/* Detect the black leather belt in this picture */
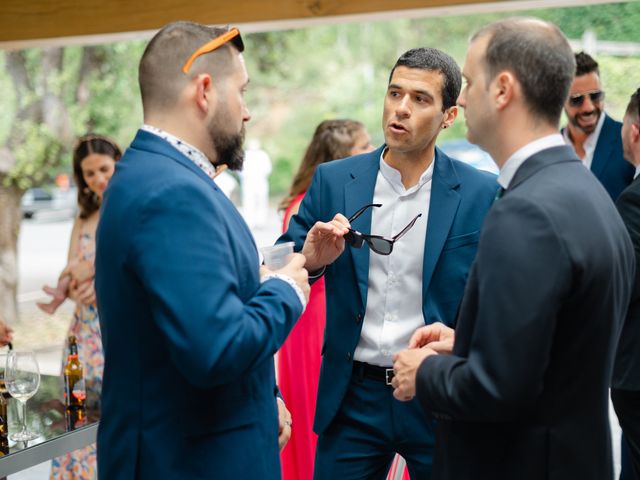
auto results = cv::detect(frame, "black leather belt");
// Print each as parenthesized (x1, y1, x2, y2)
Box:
(353, 361, 395, 385)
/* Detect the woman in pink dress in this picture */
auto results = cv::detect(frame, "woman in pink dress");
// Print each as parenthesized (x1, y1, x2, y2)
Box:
(279, 119, 373, 480)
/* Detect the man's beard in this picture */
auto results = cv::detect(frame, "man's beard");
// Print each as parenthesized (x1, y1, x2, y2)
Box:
(209, 109, 246, 171)
(568, 107, 602, 135)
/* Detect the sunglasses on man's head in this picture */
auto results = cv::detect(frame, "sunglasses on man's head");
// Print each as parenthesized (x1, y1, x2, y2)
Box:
(182, 27, 242, 74)
(568, 90, 605, 108)
(344, 203, 422, 256)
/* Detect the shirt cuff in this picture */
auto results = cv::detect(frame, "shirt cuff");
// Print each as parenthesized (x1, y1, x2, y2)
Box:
(261, 273, 307, 311)
(308, 265, 326, 280)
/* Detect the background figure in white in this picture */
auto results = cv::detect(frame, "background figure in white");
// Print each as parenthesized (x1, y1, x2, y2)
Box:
(241, 139, 272, 228)
(214, 170, 239, 199)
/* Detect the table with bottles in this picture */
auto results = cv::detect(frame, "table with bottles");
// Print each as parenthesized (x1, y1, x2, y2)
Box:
(0, 342, 98, 477)
(0, 372, 99, 477)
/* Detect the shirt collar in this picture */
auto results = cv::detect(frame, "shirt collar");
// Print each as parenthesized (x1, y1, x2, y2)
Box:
(379, 147, 434, 196)
(498, 134, 565, 189)
(141, 124, 217, 181)
(562, 112, 606, 160)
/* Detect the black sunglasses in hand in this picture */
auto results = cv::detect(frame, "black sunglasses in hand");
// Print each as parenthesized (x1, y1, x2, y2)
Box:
(344, 203, 422, 255)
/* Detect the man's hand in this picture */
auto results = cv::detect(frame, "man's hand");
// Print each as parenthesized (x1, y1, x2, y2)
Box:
(0, 319, 13, 347)
(301, 214, 350, 273)
(408, 322, 455, 354)
(277, 397, 292, 450)
(391, 347, 437, 402)
(274, 253, 310, 302)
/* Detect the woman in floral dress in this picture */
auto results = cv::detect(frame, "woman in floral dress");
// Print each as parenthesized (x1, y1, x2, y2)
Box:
(49, 134, 121, 479)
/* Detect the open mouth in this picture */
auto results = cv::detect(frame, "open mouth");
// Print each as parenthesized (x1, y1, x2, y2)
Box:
(389, 122, 408, 134)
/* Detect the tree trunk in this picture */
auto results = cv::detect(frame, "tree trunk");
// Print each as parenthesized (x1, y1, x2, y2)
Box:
(0, 185, 22, 325)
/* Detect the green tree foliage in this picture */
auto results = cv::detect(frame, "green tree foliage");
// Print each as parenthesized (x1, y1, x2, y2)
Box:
(0, 2, 638, 321)
(240, 2, 640, 196)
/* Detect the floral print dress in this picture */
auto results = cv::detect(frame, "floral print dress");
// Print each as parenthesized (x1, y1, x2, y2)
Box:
(50, 223, 104, 479)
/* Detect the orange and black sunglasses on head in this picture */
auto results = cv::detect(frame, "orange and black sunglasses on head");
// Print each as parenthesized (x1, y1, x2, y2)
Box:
(182, 27, 243, 74)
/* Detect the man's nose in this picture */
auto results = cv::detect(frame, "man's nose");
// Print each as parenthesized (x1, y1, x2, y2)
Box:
(396, 95, 411, 117)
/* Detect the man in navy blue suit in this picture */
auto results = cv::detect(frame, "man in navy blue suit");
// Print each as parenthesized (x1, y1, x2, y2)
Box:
(613, 88, 640, 480)
(95, 22, 309, 479)
(562, 51, 634, 200)
(280, 48, 497, 479)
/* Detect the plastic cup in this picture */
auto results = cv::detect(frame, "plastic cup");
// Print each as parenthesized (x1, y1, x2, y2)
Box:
(261, 242, 295, 270)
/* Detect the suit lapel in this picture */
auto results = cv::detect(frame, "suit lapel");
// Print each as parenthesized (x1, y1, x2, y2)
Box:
(344, 150, 381, 308)
(421, 149, 461, 301)
(590, 114, 614, 178)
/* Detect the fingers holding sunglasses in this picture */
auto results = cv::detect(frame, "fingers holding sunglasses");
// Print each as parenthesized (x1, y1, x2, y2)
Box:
(274, 253, 310, 302)
(301, 214, 350, 272)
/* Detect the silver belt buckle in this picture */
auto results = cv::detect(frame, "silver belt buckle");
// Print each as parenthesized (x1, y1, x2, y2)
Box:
(385, 368, 394, 386)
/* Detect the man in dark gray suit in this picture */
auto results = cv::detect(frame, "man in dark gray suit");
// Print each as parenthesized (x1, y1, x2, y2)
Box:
(392, 18, 635, 480)
(613, 87, 640, 478)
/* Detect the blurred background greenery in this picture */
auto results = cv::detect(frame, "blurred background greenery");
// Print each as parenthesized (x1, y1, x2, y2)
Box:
(0, 2, 638, 196)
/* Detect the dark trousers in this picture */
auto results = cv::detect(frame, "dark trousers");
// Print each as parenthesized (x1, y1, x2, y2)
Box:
(314, 366, 435, 480)
(612, 388, 640, 479)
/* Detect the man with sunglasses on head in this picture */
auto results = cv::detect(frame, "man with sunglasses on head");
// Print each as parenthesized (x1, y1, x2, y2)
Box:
(95, 22, 309, 480)
(562, 51, 634, 200)
(280, 48, 497, 479)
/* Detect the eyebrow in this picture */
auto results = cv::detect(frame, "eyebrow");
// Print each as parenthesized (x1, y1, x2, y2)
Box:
(388, 83, 434, 100)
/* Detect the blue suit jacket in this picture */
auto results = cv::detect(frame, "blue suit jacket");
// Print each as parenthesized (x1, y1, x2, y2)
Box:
(564, 114, 634, 200)
(280, 146, 497, 434)
(95, 130, 303, 479)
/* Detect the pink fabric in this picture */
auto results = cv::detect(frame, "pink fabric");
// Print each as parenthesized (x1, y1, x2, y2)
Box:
(279, 193, 325, 480)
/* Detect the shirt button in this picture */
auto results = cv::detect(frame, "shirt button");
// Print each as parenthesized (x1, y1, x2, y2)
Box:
(355, 313, 363, 323)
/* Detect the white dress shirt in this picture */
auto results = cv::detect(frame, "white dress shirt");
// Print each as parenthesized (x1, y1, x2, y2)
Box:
(498, 134, 566, 189)
(562, 112, 605, 169)
(354, 149, 433, 367)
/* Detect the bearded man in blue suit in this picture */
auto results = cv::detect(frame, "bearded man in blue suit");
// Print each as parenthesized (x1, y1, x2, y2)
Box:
(562, 51, 634, 200)
(280, 48, 497, 479)
(95, 22, 309, 479)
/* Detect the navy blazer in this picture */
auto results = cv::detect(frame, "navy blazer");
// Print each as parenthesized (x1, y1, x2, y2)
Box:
(95, 130, 303, 479)
(280, 145, 497, 434)
(614, 175, 640, 390)
(417, 146, 635, 480)
(563, 113, 634, 200)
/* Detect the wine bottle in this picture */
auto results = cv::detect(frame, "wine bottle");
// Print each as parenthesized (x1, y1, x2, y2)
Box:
(63, 336, 86, 413)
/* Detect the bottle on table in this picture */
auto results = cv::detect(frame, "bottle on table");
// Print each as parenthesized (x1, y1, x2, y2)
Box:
(0, 345, 11, 455)
(63, 336, 86, 430)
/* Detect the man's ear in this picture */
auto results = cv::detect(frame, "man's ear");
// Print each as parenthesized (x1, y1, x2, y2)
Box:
(493, 71, 516, 111)
(442, 105, 458, 129)
(632, 122, 640, 144)
(194, 73, 215, 114)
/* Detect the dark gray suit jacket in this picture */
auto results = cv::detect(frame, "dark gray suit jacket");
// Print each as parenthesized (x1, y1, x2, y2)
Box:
(614, 175, 640, 390)
(416, 145, 635, 480)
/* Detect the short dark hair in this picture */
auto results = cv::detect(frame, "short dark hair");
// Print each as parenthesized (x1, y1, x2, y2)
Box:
(626, 88, 640, 123)
(472, 18, 575, 126)
(72, 134, 122, 219)
(575, 51, 599, 77)
(139, 21, 244, 114)
(389, 48, 462, 111)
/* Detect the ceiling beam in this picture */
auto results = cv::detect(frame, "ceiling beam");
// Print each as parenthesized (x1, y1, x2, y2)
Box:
(0, 0, 629, 51)
(0, 0, 501, 48)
